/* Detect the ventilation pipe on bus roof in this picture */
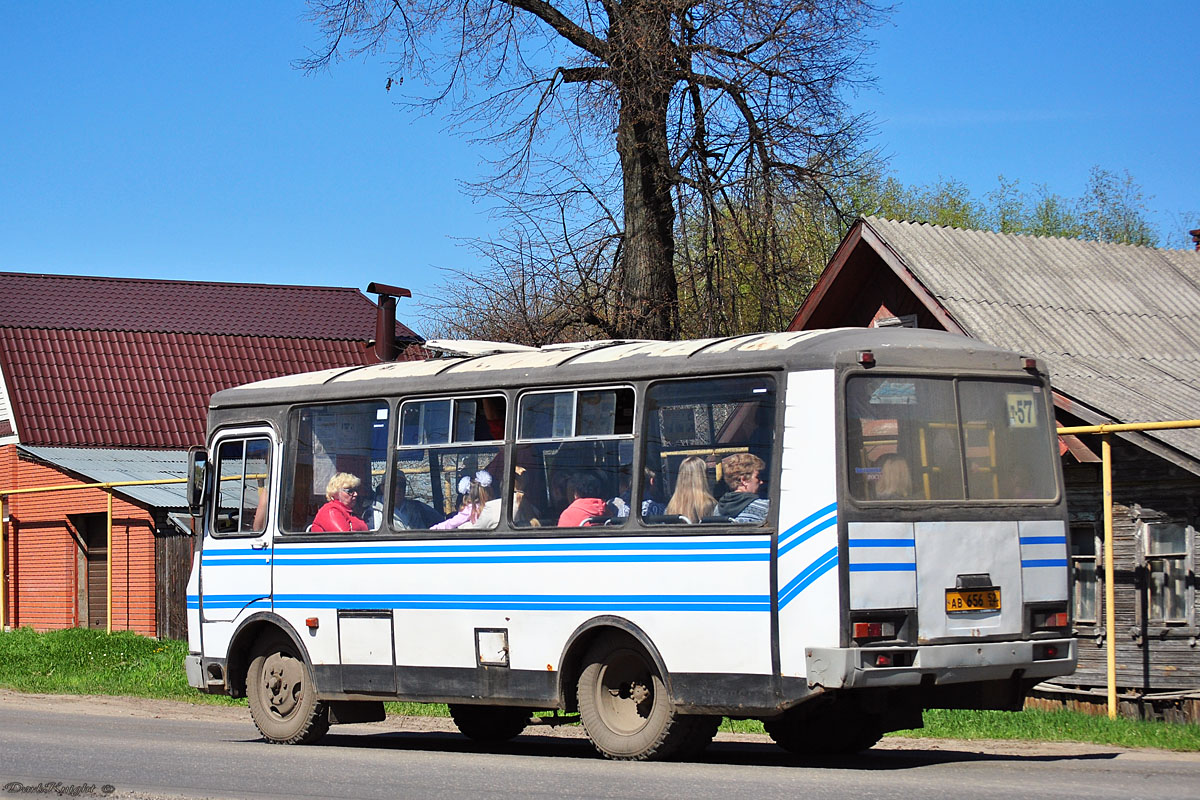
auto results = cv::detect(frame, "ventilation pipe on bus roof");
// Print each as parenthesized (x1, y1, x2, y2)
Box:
(367, 282, 412, 363)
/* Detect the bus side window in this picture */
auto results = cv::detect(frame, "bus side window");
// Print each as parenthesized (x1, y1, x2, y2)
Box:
(512, 388, 634, 529)
(281, 401, 390, 533)
(393, 395, 507, 532)
(641, 376, 777, 525)
(213, 436, 272, 535)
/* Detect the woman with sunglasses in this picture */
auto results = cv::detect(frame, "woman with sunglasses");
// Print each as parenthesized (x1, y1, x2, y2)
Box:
(311, 472, 369, 532)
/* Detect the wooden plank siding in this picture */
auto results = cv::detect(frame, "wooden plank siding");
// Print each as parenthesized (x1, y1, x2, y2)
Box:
(1, 444, 157, 637)
(1058, 437, 1200, 695)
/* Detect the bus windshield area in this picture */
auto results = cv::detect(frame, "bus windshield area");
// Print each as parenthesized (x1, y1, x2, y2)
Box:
(846, 375, 1059, 502)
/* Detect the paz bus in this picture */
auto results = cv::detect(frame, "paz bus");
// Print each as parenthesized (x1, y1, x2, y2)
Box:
(184, 328, 1076, 760)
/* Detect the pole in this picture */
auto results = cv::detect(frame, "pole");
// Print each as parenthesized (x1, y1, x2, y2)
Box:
(0, 495, 7, 631)
(106, 490, 113, 635)
(1102, 435, 1117, 719)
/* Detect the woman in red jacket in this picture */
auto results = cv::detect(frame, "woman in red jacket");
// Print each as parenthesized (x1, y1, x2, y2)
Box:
(311, 472, 369, 532)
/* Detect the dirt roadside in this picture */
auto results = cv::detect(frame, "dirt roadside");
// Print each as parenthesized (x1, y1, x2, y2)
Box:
(3, 688, 1194, 761)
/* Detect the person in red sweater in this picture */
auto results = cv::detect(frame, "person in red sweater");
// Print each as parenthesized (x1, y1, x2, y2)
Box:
(311, 472, 369, 532)
(557, 471, 609, 527)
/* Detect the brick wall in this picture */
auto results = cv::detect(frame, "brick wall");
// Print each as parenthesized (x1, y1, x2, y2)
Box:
(1, 444, 157, 636)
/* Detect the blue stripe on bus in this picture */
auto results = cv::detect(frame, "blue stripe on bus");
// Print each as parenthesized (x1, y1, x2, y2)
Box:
(268, 553, 769, 565)
(847, 563, 917, 572)
(1021, 559, 1068, 568)
(848, 538, 916, 548)
(1019, 536, 1067, 545)
(202, 539, 771, 557)
(778, 547, 838, 609)
(194, 593, 769, 612)
(777, 502, 837, 554)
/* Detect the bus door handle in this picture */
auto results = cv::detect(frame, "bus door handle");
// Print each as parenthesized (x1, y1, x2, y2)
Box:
(250, 541, 270, 550)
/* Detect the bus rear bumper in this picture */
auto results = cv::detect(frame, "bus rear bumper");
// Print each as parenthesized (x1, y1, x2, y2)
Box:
(805, 638, 1077, 690)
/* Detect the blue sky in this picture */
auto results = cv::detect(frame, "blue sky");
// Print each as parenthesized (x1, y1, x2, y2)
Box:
(1, 2, 1196, 328)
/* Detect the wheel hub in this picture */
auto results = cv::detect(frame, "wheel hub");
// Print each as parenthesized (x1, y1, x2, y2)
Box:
(261, 652, 302, 717)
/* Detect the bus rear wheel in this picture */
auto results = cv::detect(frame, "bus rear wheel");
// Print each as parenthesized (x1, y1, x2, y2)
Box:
(764, 705, 883, 755)
(246, 633, 329, 745)
(449, 704, 534, 743)
(576, 633, 718, 761)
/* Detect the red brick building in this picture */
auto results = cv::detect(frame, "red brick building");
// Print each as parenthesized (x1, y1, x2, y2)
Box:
(0, 273, 420, 639)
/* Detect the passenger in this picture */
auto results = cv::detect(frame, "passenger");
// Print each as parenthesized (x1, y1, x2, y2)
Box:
(511, 466, 542, 527)
(715, 453, 769, 523)
(433, 471, 496, 530)
(665, 456, 717, 523)
(557, 471, 608, 527)
(874, 453, 913, 500)
(636, 467, 667, 518)
(392, 469, 443, 529)
(608, 466, 633, 517)
(311, 472, 369, 532)
(462, 471, 501, 529)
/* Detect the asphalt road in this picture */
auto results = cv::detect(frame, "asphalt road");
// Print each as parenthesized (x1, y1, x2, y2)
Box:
(1, 693, 1198, 800)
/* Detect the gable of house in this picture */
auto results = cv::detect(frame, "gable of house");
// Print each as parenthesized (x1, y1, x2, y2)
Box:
(791, 217, 1200, 473)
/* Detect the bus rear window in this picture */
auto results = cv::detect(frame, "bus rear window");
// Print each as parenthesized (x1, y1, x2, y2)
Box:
(847, 376, 1058, 502)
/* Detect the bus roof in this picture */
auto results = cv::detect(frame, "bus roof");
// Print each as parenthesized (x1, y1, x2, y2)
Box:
(209, 328, 1031, 410)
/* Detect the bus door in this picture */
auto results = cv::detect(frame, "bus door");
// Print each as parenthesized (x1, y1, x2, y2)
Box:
(200, 430, 276, 628)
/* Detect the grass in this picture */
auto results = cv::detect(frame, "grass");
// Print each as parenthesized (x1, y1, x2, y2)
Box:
(3, 627, 1199, 751)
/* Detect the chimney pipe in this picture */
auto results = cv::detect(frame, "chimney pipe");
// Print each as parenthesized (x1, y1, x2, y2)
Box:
(367, 282, 412, 363)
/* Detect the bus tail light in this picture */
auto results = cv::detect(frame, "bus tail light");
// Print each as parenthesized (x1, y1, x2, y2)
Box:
(852, 621, 896, 640)
(1031, 608, 1068, 632)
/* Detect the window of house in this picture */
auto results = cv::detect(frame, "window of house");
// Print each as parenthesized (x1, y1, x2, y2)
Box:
(512, 387, 634, 528)
(394, 395, 507, 531)
(212, 436, 272, 536)
(1070, 523, 1098, 626)
(281, 401, 390, 533)
(1143, 521, 1193, 625)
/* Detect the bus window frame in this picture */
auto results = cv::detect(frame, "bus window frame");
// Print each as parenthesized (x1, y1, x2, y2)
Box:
(207, 426, 277, 540)
(839, 367, 1064, 509)
(636, 371, 782, 530)
(512, 384, 637, 530)
(277, 398, 393, 536)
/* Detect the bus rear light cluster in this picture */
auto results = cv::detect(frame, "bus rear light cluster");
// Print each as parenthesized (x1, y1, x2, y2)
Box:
(853, 621, 896, 640)
(1033, 643, 1062, 661)
(1031, 610, 1068, 631)
(1022, 357, 1039, 371)
(858, 350, 875, 367)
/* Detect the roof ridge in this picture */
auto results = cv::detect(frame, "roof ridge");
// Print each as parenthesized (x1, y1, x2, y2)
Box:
(0, 271, 366, 294)
(863, 215, 1197, 253)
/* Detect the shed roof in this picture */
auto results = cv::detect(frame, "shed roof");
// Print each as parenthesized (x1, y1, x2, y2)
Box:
(18, 445, 188, 509)
(0, 272, 421, 448)
(795, 217, 1200, 466)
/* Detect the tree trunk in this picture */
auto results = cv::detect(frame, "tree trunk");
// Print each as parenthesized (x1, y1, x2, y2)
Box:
(611, 2, 678, 341)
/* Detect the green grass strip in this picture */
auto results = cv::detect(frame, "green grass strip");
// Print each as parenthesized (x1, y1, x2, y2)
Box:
(2, 628, 1198, 750)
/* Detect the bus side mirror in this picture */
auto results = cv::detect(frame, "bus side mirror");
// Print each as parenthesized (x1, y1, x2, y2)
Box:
(187, 446, 208, 515)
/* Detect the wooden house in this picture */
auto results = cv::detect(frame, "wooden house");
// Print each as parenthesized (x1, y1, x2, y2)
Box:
(791, 217, 1200, 715)
(0, 273, 420, 639)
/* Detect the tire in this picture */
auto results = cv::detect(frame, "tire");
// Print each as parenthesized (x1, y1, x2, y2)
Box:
(764, 705, 883, 755)
(449, 704, 534, 743)
(246, 633, 329, 745)
(576, 632, 718, 761)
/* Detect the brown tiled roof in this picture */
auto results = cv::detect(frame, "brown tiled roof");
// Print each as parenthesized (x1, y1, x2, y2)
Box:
(0, 272, 420, 341)
(0, 273, 423, 448)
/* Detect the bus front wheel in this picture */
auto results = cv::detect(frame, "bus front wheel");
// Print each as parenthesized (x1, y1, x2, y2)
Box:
(576, 632, 718, 761)
(246, 633, 330, 745)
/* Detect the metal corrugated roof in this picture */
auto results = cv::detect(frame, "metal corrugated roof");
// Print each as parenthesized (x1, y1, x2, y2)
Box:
(18, 446, 189, 509)
(864, 216, 1200, 461)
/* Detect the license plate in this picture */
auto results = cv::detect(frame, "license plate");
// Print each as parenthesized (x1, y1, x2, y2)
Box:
(945, 588, 1001, 612)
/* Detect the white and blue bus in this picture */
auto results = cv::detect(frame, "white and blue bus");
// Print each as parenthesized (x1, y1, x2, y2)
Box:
(184, 329, 1076, 760)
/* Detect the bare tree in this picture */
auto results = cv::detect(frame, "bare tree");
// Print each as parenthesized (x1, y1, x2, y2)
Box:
(302, 0, 883, 339)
